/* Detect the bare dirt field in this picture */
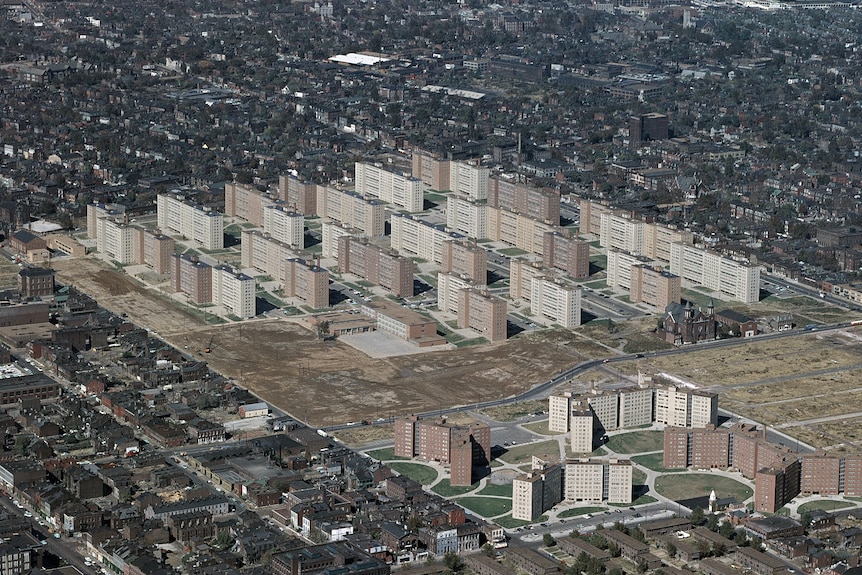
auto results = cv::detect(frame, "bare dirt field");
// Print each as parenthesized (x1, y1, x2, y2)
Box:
(51, 258, 601, 427)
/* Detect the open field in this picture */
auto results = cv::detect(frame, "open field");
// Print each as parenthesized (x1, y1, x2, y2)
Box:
(387, 462, 438, 485)
(332, 424, 393, 447)
(498, 440, 561, 465)
(605, 431, 664, 454)
(558, 507, 606, 518)
(797, 500, 855, 513)
(654, 474, 753, 503)
(455, 496, 512, 517)
(52, 258, 608, 427)
(432, 479, 478, 497)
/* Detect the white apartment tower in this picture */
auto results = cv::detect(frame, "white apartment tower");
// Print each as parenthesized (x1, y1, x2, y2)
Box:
(529, 277, 581, 328)
(446, 195, 488, 239)
(449, 160, 489, 200)
(669, 242, 761, 304)
(262, 205, 304, 248)
(354, 162, 424, 212)
(212, 265, 256, 319)
(157, 194, 224, 250)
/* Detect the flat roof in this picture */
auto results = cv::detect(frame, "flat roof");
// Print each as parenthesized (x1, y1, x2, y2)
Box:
(329, 53, 390, 66)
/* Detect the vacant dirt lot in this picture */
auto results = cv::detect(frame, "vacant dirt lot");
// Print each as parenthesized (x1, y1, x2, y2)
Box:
(52, 258, 598, 426)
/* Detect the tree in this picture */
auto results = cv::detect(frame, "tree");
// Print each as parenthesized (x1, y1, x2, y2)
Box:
(690, 507, 705, 526)
(707, 513, 720, 532)
(443, 552, 464, 572)
(665, 542, 676, 558)
(543, 533, 556, 547)
(719, 520, 736, 539)
(316, 320, 330, 340)
(750, 536, 763, 552)
(482, 543, 495, 557)
(636, 558, 649, 574)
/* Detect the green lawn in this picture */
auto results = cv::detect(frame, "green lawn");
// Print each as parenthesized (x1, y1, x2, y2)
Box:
(365, 447, 408, 461)
(387, 462, 439, 485)
(499, 440, 561, 465)
(654, 474, 753, 503)
(455, 497, 513, 517)
(631, 453, 685, 473)
(499, 247, 528, 256)
(565, 444, 607, 458)
(495, 515, 532, 529)
(432, 479, 479, 497)
(478, 483, 513, 498)
(797, 500, 855, 513)
(605, 431, 664, 454)
(632, 468, 647, 485)
(558, 507, 606, 519)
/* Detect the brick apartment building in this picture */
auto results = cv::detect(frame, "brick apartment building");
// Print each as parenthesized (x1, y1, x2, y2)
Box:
(337, 237, 414, 297)
(630, 265, 681, 310)
(133, 229, 174, 275)
(394, 415, 491, 486)
(542, 232, 590, 279)
(171, 254, 212, 304)
(487, 177, 560, 224)
(284, 258, 329, 309)
(360, 301, 445, 347)
(457, 288, 507, 342)
(441, 240, 488, 283)
(18, 267, 54, 299)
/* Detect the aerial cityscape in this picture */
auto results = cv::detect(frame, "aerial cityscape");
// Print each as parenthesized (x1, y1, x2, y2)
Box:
(4, 0, 862, 573)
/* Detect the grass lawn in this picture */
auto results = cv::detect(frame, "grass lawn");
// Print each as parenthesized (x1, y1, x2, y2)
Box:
(654, 474, 753, 503)
(631, 453, 685, 473)
(498, 247, 527, 256)
(565, 444, 607, 458)
(558, 507, 606, 519)
(456, 497, 512, 518)
(605, 431, 664, 454)
(522, 420, 559, 436)
(632, 468, 647, 485)
(387, 462, 439, 485)
(499, 440, 561, 465)
(495, 515, 531, 529)
(432, 479, 479, 497)
(798, 500, 855, 513)
(478, 483, 513, 498)
(365, 447, 408, 461)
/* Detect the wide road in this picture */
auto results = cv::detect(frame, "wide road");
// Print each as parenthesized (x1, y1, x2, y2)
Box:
(324, 321, 855, 431)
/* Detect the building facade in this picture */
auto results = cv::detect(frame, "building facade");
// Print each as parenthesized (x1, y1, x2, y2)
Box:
(564, 458, 632, 504)
(542, 232, 590, 279)
(446, 195, 488, 239)
(669, 243, 761, 304)
(390, 213, 464, 265)
(487, 176, 560, 223)
(457, 289, 507, 342)
(212, 265, 256, 319)
(355, 162, 423, 212)
(240, 229, 298, 280)
(441, 240, 488, 284)
(157, 194, 223, 250)
(529, 277, 581, 328)
(337, 238, 414, 297)
(284, 258, 329, 309)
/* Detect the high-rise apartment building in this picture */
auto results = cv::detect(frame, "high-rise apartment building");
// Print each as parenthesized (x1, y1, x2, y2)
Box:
(512, 457, 562, 521)
(669, 243, 761, 304)
(321, 221, 363, 259)
(279, 174, 317, 214)
(262, 205, 304, 248)
(654, 384, 718, 428)
(354, 162, 423, 212)
(450, 161, 489, 201)
(630, 264, 681, 310)
(224, 182, 279, 226)
(487, 176, 560, 223)
(755, 457, 801, 513)
(529, 277, 581, 328)
(564, 458, 632, 504)
(212, 265, 256, 319)
(446, 195, 488, 239)
(440, 240, 487, 283)
(542, 232, 590, 279)
(509, 260, 546, 301)
(316, 185, 385, 237)
(394, 416, 491, 486)
(86, 202, 125, 239)
(437, 272, 484, 315)
(457, 288, 507, 342)
(96, 218, 135, 264)
(411, 151, 450, 192)
(487, 207, 557, 255)
(390, 214, 464, 264)
(338, 237, 413, 297)
(241, 230, 297, 279)
(157, 194, 224, 250)
(171, 254, 213, 304)
(284, 258, 329, 309)
(570, 399, 594, 455)
(131, 229, 174, 275)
